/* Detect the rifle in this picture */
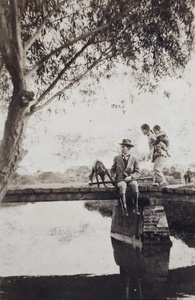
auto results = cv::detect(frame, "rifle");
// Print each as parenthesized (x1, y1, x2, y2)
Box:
(88, 176, 153, 186)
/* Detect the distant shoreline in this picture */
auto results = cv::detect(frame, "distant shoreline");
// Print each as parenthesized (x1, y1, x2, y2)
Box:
(8, 165, 195, 190)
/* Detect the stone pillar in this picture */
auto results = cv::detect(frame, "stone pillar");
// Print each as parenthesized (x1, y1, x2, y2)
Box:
(110, 203, 172, 246)
(142, 205, 172, 244)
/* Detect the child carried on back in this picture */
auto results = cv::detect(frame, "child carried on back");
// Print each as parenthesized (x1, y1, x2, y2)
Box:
(152, 125, 170, 162)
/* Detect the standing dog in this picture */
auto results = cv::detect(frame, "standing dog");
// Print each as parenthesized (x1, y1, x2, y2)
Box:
(89, 160, 113, 187)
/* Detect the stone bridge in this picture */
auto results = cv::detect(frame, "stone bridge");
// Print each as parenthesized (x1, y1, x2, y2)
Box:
(3, 184, 195, 247)
(3, 184, 195, 205)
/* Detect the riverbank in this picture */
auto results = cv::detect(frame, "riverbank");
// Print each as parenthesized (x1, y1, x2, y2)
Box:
(84, 198, 195, 235)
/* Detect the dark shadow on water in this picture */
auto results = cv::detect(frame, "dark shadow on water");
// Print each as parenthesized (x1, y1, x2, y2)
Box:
(0, 260, 194, 299)
(0, 274, 126, 300)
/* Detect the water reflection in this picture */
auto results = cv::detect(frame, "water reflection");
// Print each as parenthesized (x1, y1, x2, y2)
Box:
(0, 201, 117, 276)
(112, 238, 171, 299)
(0, 242, 194, 300)
(110, 203, 195, 299)
(110, 201, 172, 299)
(0, 201, 194, 299)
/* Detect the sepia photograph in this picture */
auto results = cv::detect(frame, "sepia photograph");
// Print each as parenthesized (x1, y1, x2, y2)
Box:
(0, 0, 195, 299)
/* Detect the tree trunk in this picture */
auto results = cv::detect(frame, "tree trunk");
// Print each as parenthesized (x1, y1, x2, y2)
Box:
(0, 90, 31, 202)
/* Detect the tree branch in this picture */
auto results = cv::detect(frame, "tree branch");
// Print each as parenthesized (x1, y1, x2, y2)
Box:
(26, 0, 141, 76)
(35, 39, 92, 107)
(1, 0, 24, 87)
(30, 49, 111, 113)
(24, 0, 68, 52)
(10, 0, 23, 58)
(30, 66, 93, 113)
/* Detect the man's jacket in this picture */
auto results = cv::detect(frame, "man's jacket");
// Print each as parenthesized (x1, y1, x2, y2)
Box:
(111, 154, 140, 181)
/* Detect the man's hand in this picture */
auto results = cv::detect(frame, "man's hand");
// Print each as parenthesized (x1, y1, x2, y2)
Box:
(124, 176, 132, 182)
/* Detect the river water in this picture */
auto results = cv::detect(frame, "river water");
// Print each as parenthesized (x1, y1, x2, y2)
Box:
(0, 201, 194, 299)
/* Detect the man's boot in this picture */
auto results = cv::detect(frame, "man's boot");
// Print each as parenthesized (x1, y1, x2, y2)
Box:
(120, 194, 128, 216)
(133, 192, 140, 215)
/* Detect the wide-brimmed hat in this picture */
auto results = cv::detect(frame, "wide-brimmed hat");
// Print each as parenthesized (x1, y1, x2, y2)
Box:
(119, 139, 134, 147)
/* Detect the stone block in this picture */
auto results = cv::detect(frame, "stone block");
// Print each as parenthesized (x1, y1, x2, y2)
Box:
(51, 188, 63, 193)
(162, 188, 174, 194)
(61, 187, 78, 193)
(6, 190, 16, 195)
(15, 189, 25, 194)
(174, 189, 185, 194)
(26, 194, 37, 202)
(147, 186, 159, 192)
(184, 189, 194, 195)
(24, 188, 34, 194)
(34, 188, 52, 194)
(143, 226, 156, 232)
(139, 185, 148, 192)
(79, 187, 92, 192)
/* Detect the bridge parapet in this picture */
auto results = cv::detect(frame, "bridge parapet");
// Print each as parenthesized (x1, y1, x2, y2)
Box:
(3, 185, 195, 204)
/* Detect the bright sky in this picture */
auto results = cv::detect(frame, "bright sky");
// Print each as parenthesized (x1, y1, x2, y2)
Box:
(1, 54, 195, 175)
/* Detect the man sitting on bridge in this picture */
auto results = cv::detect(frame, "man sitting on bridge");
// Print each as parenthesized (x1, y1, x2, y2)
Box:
(110, 139, 140, 216)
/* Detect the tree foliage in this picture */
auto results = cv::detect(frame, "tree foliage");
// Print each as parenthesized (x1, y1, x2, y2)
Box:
(0, 0, 195, 112)
(0, 0, 195, 201)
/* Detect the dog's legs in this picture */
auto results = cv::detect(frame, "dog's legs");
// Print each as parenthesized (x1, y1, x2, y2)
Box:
(100, 175, 106, 187)
(105, 169, 114, 186)
(96, 174, 100, 187)
(89, 168, 95, 183)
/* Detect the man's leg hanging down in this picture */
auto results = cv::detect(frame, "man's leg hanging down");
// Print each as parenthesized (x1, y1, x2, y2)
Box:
(117, 181, 128, 216)
(120, 193, 128, 216)
(133, 192, 140, 215)
(128, 181, 140, 215)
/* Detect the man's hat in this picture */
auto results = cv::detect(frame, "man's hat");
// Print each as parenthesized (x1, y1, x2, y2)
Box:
(119, 139, 134, 147)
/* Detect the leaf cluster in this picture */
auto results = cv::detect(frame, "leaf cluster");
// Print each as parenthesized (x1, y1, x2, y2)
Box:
(0, 0, 195, 111)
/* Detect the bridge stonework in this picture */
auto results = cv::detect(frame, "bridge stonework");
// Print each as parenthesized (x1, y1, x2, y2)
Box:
(110, 203, 172, 246)
(4, 185, 194, 241)
(3, 185, 195, 205)
(142, 206, 171, 242)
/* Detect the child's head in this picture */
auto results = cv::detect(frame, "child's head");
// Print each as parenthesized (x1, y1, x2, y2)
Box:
(153, 125, 161, 135)
(141, 123, 150, 135)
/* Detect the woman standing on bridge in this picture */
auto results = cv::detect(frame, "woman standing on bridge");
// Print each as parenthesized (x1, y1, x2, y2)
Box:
(141, 124, 167, 187)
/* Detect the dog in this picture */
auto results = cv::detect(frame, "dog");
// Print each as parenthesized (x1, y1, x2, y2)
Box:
(89, 160, 113, 187)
